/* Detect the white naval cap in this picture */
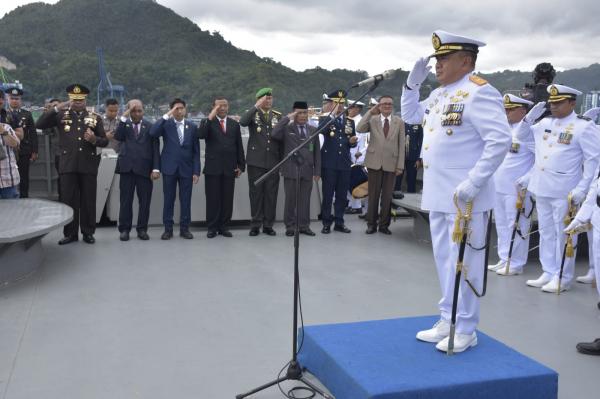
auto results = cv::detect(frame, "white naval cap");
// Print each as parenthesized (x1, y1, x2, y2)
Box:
(322, 93, 330, 101)
(547, 84, 582, 103)
(347, 99, 365, 108)
(431, 30, 486, 57)
(503, 94, 534, 109)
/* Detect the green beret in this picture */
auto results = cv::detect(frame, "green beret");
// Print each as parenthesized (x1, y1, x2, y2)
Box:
(255, 87, 273, 99)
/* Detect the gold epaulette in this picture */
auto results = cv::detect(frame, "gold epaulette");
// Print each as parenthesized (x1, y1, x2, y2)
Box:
(469, 75, 488, 86)
(272, 110, 282, 116)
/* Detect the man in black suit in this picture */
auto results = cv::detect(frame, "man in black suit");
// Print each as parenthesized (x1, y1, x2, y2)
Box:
(7, 88, 37, 198)
(272, 101, 320, 236)
(198, 97, 246, 238)
(114, 99, 160, 241)
(149, 98, 200, 240)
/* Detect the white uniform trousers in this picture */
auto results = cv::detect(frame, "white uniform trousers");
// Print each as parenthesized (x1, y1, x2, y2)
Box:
(536, 196, 578, 282)
(347, 192, 362, 209)
(494, 192, 532, 268)
(430, 211, 487, 335)
(590, 228, 600, 297)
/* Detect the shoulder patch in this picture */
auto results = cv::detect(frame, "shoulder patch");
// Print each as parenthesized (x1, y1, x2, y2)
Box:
(469, 75, 488, 86)
(577, 115, 592, 121)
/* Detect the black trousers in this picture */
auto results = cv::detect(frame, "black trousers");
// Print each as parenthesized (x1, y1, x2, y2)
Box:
(205, 174, 235, 232)
(60, 172, 97, 237)
(17, 154, 30, 198)
(283, 177, 313, 230)
(118, 172, 153, 233)
(247, 165, 279, 229)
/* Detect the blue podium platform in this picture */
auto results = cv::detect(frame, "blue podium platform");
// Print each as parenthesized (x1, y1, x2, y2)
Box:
(298, 316, 557, 399)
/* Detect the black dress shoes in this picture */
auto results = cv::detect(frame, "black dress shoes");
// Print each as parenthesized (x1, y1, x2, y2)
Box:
(358, 214, 366, 220)
(379, 227, 392, 235)
(286, 230, 294, 237)
(249, 228, 260, 236)
(392, 192, 404, 200)
(321, 225, 331, 234)
(180, 230, 194, 239)
(263, 227, 276, 236)
(334, 224, 351, 233)
(207, 230, 217, 238)
(219, 230, 233, 238)
(82, 234, 95, 244)
(58, 236, 78, 245)
(300, 228, 316, 236)
(366, 226, 377, 234)
(120, 231, 130, 241)
(576, 338, 600, 355)
(137, 231, 149, 240)
(161, 230, 173, 240)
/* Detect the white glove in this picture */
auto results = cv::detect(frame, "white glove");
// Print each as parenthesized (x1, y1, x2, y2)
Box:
(516, 174, 530, 191)
(583, 107, 600, 120)
(455, 179, 481, 203)
(523, 102, 546, 124)
(570, 189, 586, 205)
(406, 57, 432, 89)
(564, 217, 585, 234)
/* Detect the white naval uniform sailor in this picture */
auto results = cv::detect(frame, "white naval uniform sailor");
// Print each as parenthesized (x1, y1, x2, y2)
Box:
(348, 111, 366, 210)
(401, 30, 511, 353)
(491, 94, 536, 275)
(566, 177, 600, 298)
(516, 84, 600, 292)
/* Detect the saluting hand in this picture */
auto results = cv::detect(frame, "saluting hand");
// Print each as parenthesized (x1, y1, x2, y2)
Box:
(369, 104, 381, 115)
(286, 111, 297, 120)
(208, 103, 220, 121)
(56, 101, 70, 112)
(84, 128, 96, 144)
(255, 96, 267, 109)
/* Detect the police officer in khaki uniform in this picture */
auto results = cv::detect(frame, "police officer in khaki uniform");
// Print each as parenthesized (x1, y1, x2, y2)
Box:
(36, 84, 108, 245)
(239, 88, 282, 236)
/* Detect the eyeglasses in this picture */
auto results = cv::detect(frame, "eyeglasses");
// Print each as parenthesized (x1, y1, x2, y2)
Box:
(379, 102, 393, 106)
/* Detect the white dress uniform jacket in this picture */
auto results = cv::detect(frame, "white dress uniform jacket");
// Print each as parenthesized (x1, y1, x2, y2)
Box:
(402, 73, 511, 213)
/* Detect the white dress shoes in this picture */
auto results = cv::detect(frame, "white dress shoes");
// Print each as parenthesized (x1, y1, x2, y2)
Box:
(496, 266, 523, 276)
(436, 332, 478, 353)
(541, 276, 571, 293)
(488, 260, 506, 271)
(526, 272, 552, 288)
(416, 319, 450, 343)
(576, 268, 595, 284)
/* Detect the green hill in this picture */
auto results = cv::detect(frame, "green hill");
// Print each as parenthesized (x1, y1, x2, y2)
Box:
(1, 0, 599, 114)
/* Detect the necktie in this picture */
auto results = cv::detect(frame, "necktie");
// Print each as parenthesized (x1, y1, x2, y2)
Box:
(383, 118, 389, 138)
(134, 123, 140, 138)
(219, 119, 226, 134)
(177, 122, 184, 145)
(299, 125, 306, 139)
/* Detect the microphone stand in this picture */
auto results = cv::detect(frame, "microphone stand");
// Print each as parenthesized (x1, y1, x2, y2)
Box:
(235, 81, 381, 399)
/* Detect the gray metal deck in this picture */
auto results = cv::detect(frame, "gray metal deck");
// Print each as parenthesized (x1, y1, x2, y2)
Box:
(0, 217, 598, 399)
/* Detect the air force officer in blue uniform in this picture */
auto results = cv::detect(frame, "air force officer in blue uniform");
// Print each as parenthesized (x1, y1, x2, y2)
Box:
(319, 90, 358, 234)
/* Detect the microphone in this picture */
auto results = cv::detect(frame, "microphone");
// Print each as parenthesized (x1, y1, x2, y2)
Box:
(351, 70, 395, 88)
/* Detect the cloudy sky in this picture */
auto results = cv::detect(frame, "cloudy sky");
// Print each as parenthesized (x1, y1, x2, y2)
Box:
(2, 0, 600, 74)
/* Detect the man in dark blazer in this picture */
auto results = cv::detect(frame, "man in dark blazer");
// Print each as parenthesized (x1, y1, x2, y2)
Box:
(319, 90, 358, 234)
(239, 88, 282, 236)
(198, 96, 246, 238)
(35, 84, 108, 245)
(272, 101, 320, 236)
(149, 98, 200, 240)
(114, 99, 160, 241)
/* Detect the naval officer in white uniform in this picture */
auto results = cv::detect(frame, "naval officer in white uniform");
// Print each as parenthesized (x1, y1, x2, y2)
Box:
(516, 84, 600, 293)
(565, 175, 600, 355)
(401, 30, 511, 353)
(489, 94, 535, 276)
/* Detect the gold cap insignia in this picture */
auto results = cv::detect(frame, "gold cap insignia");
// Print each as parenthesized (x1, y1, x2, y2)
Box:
(549, 85, 559, 96)
(73, 85, 81, 94)
(432, 33, 441, 50)
(338, 91, 344, 98)
(503, 95, 510, 104)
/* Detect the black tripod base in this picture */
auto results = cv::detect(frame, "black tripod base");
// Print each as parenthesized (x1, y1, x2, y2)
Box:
(235, 361, 333, 399)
